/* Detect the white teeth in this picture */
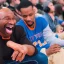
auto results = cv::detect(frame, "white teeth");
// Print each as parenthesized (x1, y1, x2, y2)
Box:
(9, 26, 13, 28)
(6, 25, 14, 28)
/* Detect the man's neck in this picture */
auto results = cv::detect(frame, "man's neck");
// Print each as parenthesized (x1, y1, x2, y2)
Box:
(0, 32, 10, 40)
(48, 12, 55, 21)
(30, 24, 34, 28)
(26, 21, 35, 30)
(28, 23, 35, 30)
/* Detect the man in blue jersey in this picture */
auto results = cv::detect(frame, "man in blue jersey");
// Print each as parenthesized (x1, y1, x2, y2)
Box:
(16, 0, 62, 55)
(16, 1, 64, 64)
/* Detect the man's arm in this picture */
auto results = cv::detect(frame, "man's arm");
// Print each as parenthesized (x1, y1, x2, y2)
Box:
(13, 25, 37, 55)
(7, 41, 35, 56)
(40, 44, 61, 56)
(43, 24, 64, 46)
(6, 41, 36, 62)
(6, 25, 37, 62)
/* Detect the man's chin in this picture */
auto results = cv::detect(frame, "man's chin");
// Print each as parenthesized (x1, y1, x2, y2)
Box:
(2, 34, 11, 40)
(4, 32, 12, 37)
(28, 23, 34, 27)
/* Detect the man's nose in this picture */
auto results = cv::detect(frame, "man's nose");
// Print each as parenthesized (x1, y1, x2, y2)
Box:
(8, 20, 16, 24)
(26, 16, 31, 20)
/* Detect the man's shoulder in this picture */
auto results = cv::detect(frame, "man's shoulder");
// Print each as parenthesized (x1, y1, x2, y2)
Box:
(36, 16, 45, 19)
(36, 16, 48, 24)
(14, 25, 24, 31)
(16, 19, 25, 26)
(12, 25, 26, 43)
(36, 16, 46, 21)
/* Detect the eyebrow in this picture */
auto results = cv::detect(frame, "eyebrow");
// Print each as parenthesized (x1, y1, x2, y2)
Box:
(0, 16, 15, 20)
(0, 16, 9, 19)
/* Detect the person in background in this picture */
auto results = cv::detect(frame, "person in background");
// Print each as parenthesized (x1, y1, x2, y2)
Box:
(55, 4, 63, 20)
(29, 0, 38, 5)
(54, 0, 64, 20)
(29, 0, 43, 17)
(43, 1, 64, 32)
(0, 0, 8, 7)
(56, 0, 64, 6)
(36, 0, 46, 14)
(55, 25, 64, 39)
(6, 0, 21, 21)
(56, 25, 64, 33)
(6, 0, 20, 11)
(36, 0, 52, 14)
(0, 0, 6, 5)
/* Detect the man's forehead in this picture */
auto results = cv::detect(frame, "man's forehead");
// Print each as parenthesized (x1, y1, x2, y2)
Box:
(21, 6, 33, 12)
(0, 7, 14, 18)
(0, 7, 13, 14)
(0, 12, 5, 18)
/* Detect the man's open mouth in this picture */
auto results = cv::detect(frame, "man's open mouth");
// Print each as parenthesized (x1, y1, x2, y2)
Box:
(5, 25, 14, 35)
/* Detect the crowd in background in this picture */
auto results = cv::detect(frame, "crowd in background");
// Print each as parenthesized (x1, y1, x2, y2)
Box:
(1, 0, 64, 21)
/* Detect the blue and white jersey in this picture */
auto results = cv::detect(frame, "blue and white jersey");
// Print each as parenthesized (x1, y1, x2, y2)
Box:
(16, 17, 50, 51)
(16, 16, 64, 51)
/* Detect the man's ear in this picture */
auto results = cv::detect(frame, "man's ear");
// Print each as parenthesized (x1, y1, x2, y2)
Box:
(15, 9, 21, 15)
(15, 9, 23, 19)
(33, 6, 38, 14)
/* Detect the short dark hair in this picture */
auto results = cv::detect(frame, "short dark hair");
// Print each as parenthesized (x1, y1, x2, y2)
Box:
(17, 0, 34, 11)
(7, 0, 21, 4)
(6, 0, 11, 4)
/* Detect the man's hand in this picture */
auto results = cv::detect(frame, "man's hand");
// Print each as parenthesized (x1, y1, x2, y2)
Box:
(46, 44, 61, 56)
(11, 45, 28, 62)
(12, 45, 28, 62)
(7, 41, 28, 62)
